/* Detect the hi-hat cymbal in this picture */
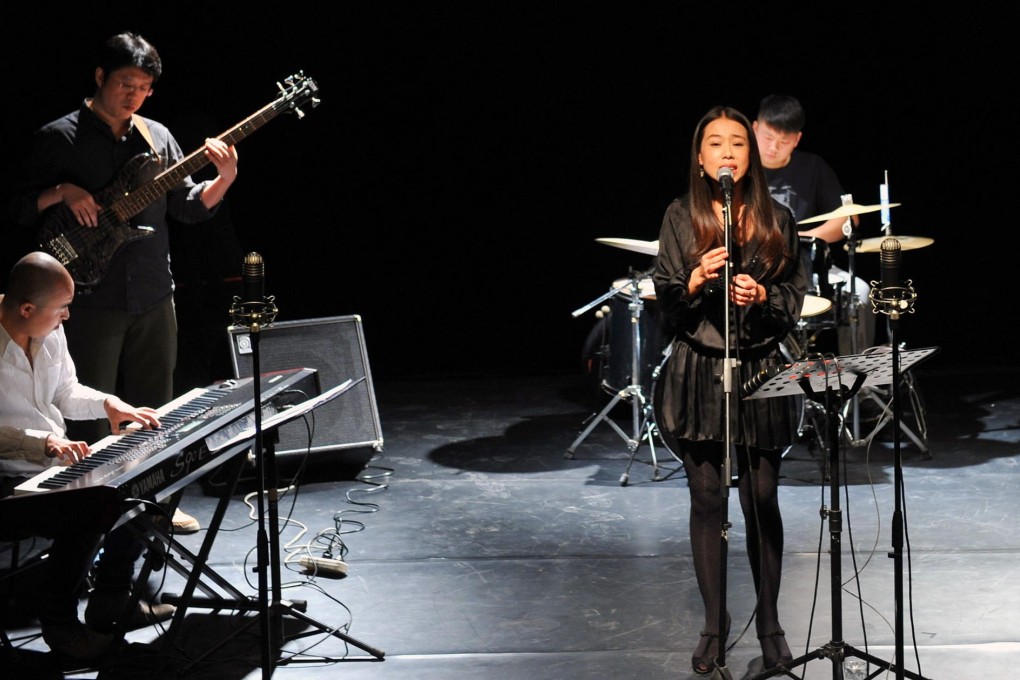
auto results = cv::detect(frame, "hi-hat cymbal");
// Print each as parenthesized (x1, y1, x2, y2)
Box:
(596, 237, 659, 256)
(797, 202, 901, 224)
(853, 235, 934, 253)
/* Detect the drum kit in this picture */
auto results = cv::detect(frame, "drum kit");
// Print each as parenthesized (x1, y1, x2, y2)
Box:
(571, 202, 934, 479)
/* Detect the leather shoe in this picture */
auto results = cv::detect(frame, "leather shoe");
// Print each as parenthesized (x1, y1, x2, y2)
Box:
(40, 619, 114, 660)
(172, 508, 201, 534)
(84, 589, 176, 633)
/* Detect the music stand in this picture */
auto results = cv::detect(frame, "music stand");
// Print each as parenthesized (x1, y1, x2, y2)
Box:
(743, 346, 937, 679)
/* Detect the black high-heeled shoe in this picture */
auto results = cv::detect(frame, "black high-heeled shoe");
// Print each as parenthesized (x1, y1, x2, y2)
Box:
(691, 631, 718, 675)
(691, 613, 731, 675)
(758, 629, 793, 670)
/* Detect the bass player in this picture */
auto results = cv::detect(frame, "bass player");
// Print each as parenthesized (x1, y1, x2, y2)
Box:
(8, 32, 238, 534)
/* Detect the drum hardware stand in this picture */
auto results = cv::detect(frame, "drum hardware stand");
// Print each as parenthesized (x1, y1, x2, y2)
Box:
(784, 319, 835, 459)
(620, 347, 683, 485)
(743, 340, 937, 680)
(840, 349, 930, 457)
(566, 269, 673, 484)
(839, 192, 870, 445)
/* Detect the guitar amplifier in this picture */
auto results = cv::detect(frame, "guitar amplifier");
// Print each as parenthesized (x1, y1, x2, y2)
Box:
(227, 315, 383, 456)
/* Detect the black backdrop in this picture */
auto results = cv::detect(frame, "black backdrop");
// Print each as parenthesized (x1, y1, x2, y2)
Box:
(1, 6, 1011, 386)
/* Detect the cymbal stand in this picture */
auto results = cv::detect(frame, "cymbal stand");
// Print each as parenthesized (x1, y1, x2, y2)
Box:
(566, 270, 670, 483)
(838, 193, 868, 442)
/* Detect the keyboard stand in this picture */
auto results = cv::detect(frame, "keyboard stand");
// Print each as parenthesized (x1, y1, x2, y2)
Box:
(142, 451, 253, 624)
(132, 382, 384, 671)
(117, 443, 253, 651)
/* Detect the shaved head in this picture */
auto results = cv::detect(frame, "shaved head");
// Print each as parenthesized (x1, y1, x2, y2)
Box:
(2, 251, 74, 311)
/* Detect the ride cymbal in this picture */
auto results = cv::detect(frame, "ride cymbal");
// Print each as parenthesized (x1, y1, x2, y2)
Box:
(798, 202, 901, 224)
(853, 235, 934, 253)
(595, 237, 660, 256)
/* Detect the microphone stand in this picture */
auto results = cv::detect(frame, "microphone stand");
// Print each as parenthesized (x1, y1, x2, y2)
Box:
(229, 253, 281, 677)
(711, 178, 737, 680)
(227, 254, 384, 677)
(868, 238, 922, 680)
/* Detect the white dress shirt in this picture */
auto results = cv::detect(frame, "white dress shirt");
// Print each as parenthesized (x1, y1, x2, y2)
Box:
(0, 319, 108, 476)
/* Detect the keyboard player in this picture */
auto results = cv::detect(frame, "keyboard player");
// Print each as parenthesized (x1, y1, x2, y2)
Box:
(0, 252, 174, 660)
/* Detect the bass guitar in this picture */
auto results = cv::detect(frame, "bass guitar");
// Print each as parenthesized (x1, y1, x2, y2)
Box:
(38, 72, 319, 288)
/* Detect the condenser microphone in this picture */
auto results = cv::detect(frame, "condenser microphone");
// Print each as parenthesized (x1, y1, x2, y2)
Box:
(879, 237, 902, 297)
(242, 252, 265, 305)
(230, 251, 278, 328)
(717, 166, 734, 200)
(870, 235, 915, 315)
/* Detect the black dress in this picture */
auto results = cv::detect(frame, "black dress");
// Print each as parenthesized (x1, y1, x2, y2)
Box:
(652, 196, 807, 451)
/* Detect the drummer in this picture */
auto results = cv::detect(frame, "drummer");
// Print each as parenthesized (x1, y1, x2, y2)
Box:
(752, 94, 874, 354)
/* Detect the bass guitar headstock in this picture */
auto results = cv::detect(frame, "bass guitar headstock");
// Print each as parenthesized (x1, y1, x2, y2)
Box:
(276, 72, 320, 119)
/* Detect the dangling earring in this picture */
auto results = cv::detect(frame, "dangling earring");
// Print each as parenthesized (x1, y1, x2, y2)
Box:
(699, 166, 705, 178)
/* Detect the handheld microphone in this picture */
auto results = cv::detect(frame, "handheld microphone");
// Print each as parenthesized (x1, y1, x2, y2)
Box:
(717, 166, 734, 201)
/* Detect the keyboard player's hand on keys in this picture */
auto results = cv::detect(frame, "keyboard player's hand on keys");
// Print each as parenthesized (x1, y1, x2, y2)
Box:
(103, 397, 162, 435)
(45, 434, 91, 465)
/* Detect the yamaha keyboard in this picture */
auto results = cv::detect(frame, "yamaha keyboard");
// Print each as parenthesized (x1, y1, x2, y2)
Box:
(3, 368, 320, 531)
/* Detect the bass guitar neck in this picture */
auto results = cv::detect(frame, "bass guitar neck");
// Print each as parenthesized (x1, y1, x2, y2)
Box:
(38, 72, 319, 288)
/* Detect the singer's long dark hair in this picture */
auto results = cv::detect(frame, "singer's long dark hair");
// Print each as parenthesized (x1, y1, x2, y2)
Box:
(687, 105, 789, 279)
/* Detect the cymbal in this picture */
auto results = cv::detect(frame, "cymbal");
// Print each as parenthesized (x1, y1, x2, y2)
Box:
(853, 235, 934, 253)
(801, 294, 832, 318)
(797, 202, 901, 224)
(596, 237, 659, 256)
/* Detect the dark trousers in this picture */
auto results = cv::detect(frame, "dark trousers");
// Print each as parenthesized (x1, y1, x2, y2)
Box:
(63, 295, 178, 443)
(1, 476, 151, 624)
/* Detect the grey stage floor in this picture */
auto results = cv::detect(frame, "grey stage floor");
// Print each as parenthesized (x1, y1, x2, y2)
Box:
(3, 360, 1020, 679)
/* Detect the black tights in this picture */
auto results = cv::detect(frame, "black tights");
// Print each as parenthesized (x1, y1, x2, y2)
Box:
(681, 440, 785, 636)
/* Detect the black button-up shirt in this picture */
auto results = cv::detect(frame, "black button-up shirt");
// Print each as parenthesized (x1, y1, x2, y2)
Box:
(10, 100, 217, 313)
